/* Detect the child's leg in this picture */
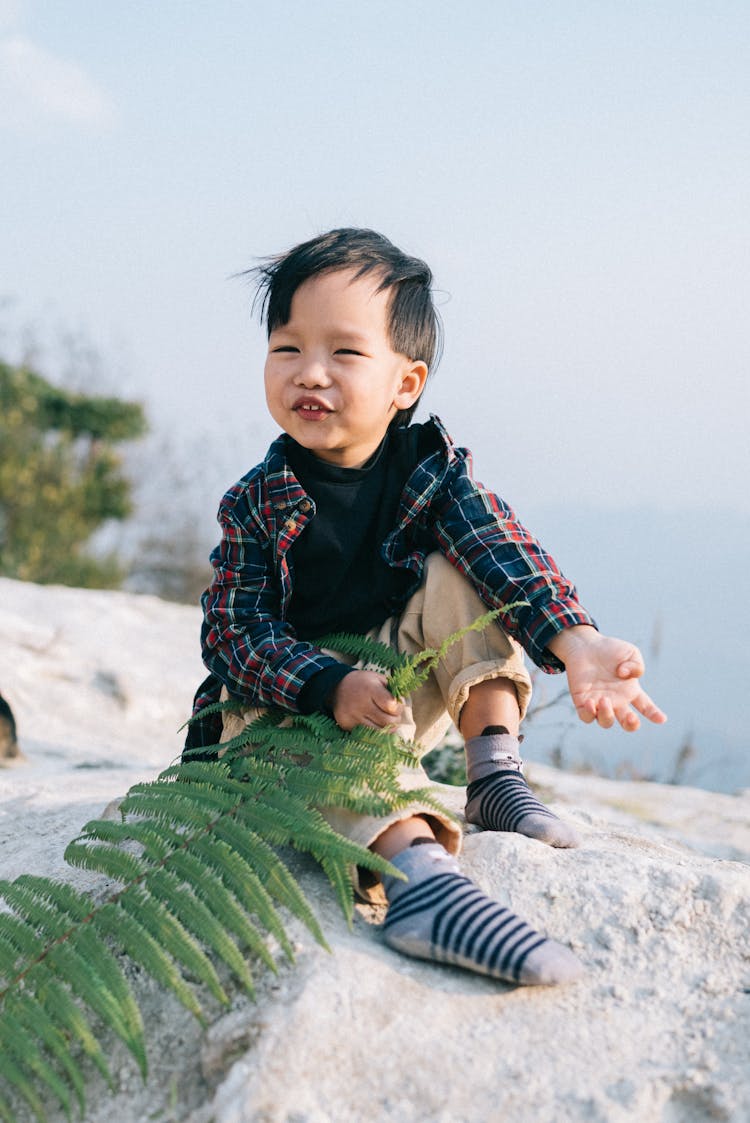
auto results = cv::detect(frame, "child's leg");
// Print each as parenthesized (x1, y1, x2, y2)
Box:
(460, 683, 581, 848)
(217, 689, 464, 905)
(394, 552, 580, 848)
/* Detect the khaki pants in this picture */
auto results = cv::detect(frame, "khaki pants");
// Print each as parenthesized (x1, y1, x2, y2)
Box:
(221, 552, 532, 903)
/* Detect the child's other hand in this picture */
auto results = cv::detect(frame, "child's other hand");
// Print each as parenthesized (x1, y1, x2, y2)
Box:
(548, 625, 668, 732)
(331, 670, 404, 732)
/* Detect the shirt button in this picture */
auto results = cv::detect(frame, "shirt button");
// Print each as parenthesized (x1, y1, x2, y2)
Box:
(285, 519, 296, 531)
(299, 498, 312, 512)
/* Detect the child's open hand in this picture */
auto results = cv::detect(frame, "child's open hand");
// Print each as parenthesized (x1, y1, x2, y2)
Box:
(331, 669, 405, 732)
(548, 625, 667, 732)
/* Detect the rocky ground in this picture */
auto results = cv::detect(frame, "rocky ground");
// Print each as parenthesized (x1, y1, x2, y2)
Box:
(1, 576, 749, 1123)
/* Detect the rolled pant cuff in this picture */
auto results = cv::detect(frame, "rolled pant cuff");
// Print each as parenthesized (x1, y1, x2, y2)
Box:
(448, 661, 532, 725)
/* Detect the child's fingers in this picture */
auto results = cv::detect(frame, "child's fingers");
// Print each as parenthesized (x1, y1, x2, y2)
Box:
(614, 691, 667, 732)
(595, 698, 616, 729)
(617, 708, 641, 732)
(631, 690, 668, 724)
(575, 699, 597, 724)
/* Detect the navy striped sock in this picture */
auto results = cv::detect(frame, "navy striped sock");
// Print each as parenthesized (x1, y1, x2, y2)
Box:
(381, 843, 582, 986)
(464, 730, 581, 848)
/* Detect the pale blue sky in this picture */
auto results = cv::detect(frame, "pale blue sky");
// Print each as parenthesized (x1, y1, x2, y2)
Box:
(2, 0, 748, 519)
(2, 1, 750, 788)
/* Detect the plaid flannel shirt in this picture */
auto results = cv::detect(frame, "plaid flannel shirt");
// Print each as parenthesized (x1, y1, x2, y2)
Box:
(194, 415, 595, 722)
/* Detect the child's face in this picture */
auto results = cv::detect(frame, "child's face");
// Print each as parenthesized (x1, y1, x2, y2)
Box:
(264, 269, 427, 468)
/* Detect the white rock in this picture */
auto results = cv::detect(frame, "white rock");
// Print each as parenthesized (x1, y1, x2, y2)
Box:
(1, 576, 749, 1122)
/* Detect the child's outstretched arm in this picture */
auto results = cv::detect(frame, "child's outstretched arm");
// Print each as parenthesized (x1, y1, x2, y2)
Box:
(547, 625, 667, 732)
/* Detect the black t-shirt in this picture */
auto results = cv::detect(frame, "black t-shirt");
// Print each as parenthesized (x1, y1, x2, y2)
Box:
(286, 424, 437, 714)
(286, 432, 416, 639)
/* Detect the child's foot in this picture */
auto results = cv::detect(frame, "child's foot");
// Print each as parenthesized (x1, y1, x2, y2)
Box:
(381, 842, 583, 986)
(464, 728, 581, 848)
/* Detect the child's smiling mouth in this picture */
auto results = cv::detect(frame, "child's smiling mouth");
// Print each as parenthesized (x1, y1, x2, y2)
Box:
(293, 397, 333, 419)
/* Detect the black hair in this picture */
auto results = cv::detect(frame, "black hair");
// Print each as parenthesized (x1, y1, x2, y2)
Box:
(251, 228, 442, 427)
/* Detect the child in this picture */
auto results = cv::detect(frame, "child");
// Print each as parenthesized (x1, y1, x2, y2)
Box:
(188, 228, 666, 987)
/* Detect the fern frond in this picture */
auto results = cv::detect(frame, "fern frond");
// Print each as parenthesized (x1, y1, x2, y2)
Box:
(313, 631, 410, 671)
(341, 722, 422, 765)
(36, 978, 114, 1087)
(0, 1006, 74, 1120)
(0, 913, 45, 973)
(178, 697, 247, 730)
(120, 778, 243, 824)
(0, 879, 144, 1071)
(387, 602, 528, 698)
(64, 840, 147, 884)
(139, 869, 255, 996)
(91, 904, 205, 1023)
(12, 995, 87, 1116)
(209, 818, 330, 952)
(248, 789, 398, 884)
(68, 817, 179, 863)
(118, 889, 228, 1006)
(281, 767, 394, 811)
(0, 1039, 48, 1123)
(318, 856, 357, 927)
(52, 930, 147, 1075)
(188, 836, 295, 961)
(160, 849, 277, 974)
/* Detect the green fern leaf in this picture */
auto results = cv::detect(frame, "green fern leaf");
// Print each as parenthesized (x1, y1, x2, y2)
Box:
(51, 932, 147, 1076)
(121, 779, 242, 824)
(318, 856, 357, 927)
(252, 790, 397, 882)
(35, 978, 113, 1087)
(4, 995, 86, 1118)
(118, 889, 228, 1006)
(387, 602, 528, 699)
(210, 818, 330, 952)
(91, 904, 205, 1024)
(0, 913, 45, 974)
(144, 869, 255, 996)
(312, 632, 409, 671)
(189, 836, 295, 961)
(0, 878, 144, 1074)
(178, 697, 246, 730)
(68, 817, 177, 863)
(0, 1006, 73, 1119)
(161, 849, 278, 975)
(0, 1092, 19, 1123)
(64, 840, 147, 883)
(0, 1041, 48, 1123)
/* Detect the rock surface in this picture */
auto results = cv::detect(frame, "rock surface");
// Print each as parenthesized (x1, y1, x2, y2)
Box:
(1, 576, 749, 1123)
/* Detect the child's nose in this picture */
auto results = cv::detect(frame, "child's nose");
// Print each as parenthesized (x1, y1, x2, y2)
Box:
(295, 358, 332, 387)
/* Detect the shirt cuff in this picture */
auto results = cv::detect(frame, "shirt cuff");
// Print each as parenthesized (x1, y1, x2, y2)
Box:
(532, 612, 599, 673)
(297, 664, 354, 716)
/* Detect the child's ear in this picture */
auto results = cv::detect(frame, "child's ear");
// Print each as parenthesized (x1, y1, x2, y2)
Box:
(394, 360, 428, 410)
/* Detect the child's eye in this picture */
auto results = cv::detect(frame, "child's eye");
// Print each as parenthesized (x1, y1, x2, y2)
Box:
(335, 348, 364, 357)
(271, 346, 299, 353)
